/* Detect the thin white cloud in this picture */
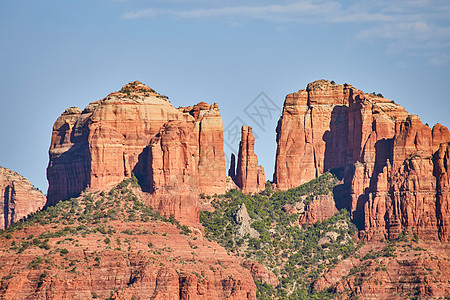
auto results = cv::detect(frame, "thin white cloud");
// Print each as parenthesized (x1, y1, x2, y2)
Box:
(121, 0, 450, 65)
(123, 8, 163, 19)
(428, 52, 450, 66)
(357, 22, 431, 40)
(122, 2, 344, 22)
(121, 1, 390, 23)
(172, 3, 336, 19)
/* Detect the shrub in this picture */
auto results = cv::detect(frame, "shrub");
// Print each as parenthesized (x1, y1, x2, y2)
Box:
(29, 256, 43, 270)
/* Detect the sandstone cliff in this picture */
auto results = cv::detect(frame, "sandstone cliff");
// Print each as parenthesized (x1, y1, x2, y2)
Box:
(0, 167, 46, 229)
(47, 81, 227, 222)
(274, 80, 450, 241)
(233, 126, 265, 194)
(147, 121, 199, 224)
(178, 102, 227, 195)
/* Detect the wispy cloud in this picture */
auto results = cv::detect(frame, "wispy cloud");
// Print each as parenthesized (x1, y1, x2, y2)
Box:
(122, 2, 340, 22)
(123, 8, 162, 19)
(122, 1, 391, 23)
(121, 0, 450, 65)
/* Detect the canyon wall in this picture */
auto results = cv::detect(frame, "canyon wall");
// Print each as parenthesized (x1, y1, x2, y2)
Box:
(274, 80, 450, 241)
(0, 167, 46, 229)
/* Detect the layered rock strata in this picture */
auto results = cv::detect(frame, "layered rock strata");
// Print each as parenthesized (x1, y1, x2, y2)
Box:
(274, 80, 450, 241)
(313, 241, 450, 299)
(0, 167, 46, 229)
(233, 126, 265, 194)
(47, 82, 227, 222)
(0, 218, 257, 299)
(147, 121, 199, 224)
(178, 102, 227, 195)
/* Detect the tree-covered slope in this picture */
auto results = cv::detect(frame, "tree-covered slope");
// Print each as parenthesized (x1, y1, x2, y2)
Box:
(200, 172, 360, 299)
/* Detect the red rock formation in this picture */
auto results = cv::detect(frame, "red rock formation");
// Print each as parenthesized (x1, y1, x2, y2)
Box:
(228, 153, 236, 178)
(313, 241, 450, 299)
(298, 194, 338, 225)
(274, 80, 450, 241)
(0, 214, 257, 299)
(274, 80, 353, 190)
(0, 167, 46, 229)
(234, 126, 265, 194)
(47, 82, 227, 221)
(179, 102, 227, 195)
(242, 261, 279, 287)
(147, 121, 199, 224)
(363, 118, 450, 241)
(435, 143, 450, 241)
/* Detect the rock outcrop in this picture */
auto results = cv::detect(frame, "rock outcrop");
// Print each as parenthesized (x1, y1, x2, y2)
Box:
(233, 126, 265, 194)
(47, 81, 227, 222)
(235, 203, 259, 238)
(274, 80, 450, 241)
(0, 167, 46, 229)
(299, 194, 338, 225)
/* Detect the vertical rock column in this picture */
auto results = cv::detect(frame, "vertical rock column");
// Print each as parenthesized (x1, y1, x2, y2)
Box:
(435, 143, 450, 241)
(235, 126, 265, 194)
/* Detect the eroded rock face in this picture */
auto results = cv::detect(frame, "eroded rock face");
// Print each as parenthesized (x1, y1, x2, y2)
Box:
(47, 82, 186, 205)
(147, 121, 199, 224)
(47, 82, 227, 222)
(0, 220, 257, 299)
(234, 126, 265, 194)
(179, 102, 227, 195)
(362, 117, 450, 241)
(313, 241, 450, 299)
(299, 194, 338, 225)
(274, 80, 354, 190)
(274, 80, 450, 241)
(0, 167, 46, 229)
(435, 143, 450, 241)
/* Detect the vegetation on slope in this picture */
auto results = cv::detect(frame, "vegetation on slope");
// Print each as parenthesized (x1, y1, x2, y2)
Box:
(2, 175, 189, 236)
(0, 176, 201, 298)
(200, 172, 360, 299)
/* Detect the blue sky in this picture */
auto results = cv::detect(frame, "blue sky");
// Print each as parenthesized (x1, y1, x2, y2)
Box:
(1, 0, 449, 193)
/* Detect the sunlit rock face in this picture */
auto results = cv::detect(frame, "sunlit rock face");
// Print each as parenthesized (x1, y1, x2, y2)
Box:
(233, 126, 265, 194)
(0, 167, 46, 229)
(274, 80, 450, 241)
(47, 82, 227, 223)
